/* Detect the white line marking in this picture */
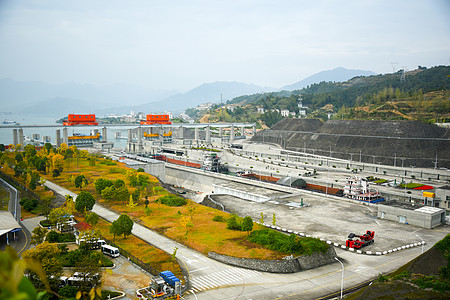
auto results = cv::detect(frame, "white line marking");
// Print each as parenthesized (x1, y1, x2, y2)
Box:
(190, 266, 210, 273)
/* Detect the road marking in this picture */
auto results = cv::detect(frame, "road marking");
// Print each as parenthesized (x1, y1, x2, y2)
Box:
(375, 220, 382, 226)
(190, 266, 209, 273)
(190, 268, 261, 292)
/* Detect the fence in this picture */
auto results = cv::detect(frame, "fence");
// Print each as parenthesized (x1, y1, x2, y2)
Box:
(101, 236, 159, 276)
(0, 171, 41, 201)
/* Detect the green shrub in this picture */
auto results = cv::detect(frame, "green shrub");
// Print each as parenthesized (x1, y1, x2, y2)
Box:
(374, 179, 387, 184)
(108, 167, 124, 174)
(213, 215, 226, 222)
(59, 285, 78, 298)
(226, 215, 242, 231)
(100, 160, 117, 166)
(102, 255, 114, 267)
(39, 219, 53, 227)
(392, 271, 411, 280)
(137, 168, 145, 172)
(20, 197, 38, 212)
(154, 186, 164, 192)
(248, 229, 328, 256)
(46, 230, 59, 243)
(399, 183, 424, 189)
(156, 195, 187, 207)
(58, 233, 75, 243)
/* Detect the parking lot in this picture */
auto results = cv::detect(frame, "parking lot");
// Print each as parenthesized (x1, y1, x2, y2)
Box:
(210, 191, 449, 252)
(62, 252, 151, 298)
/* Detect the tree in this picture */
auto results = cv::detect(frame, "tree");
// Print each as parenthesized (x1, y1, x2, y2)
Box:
(114, 179, 125, 188)
(74, 174, 88, 190)
(24, 144, 37, 159)
(115, 186, 129, 203)
(109, 221, 121, 242)
(242, 216, 254, 235)
(171, 247, 178, 266)
(20, 197, 38, 212)
(110, 214, 133, 239)
(52, 168, 60, 178)
(72, 251, 102, 295)
(127, 195, 137, 209)
(30, 226, 48, 245)
(137, 174, 149, 187)
(75, 191, 96, 213)
(0, 144, 5, 151)
(94, 178, 114, 194)
(101, 186, 116, 201)
(44, 143, 53, 153)
(14, 153, 23, 162)
(48, 207, 70, 228)
(226, 215, 241, 231)
(29, 171, 40, 191)
(64, 194, 75, 214)
(126, 170, 138, 186)
(22, 242, 62, 291)
(39, 195, 54, 220)
(85, 212, 99, 227)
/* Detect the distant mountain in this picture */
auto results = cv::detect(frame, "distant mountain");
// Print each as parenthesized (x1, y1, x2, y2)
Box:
(0, 78, 177, 113)
(281, 67, 376, 91)
(125, 81, 276, 113)
(20, 97, 102, 116)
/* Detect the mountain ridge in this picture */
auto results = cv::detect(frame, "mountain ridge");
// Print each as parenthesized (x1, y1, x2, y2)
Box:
(282, 67, 377, 91)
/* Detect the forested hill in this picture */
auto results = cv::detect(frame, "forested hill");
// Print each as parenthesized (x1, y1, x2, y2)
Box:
(186, 66, 450, 127)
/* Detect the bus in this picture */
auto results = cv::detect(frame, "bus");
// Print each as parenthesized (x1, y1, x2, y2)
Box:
(101, 244, 120, 258)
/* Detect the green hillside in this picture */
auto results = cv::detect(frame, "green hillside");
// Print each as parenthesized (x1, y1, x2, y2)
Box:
(187, 66, 450, 126)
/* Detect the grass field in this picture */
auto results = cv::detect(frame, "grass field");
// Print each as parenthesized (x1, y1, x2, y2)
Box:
(43, 157, 287, 259)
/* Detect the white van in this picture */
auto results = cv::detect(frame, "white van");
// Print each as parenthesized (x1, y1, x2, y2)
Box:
(101, 244, 120, 258)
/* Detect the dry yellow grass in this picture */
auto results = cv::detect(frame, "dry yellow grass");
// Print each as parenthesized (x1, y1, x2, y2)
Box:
(40, 155, 286, 260)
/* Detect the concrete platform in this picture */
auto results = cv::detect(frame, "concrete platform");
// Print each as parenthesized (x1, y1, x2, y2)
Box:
(209, 191, 446, 253)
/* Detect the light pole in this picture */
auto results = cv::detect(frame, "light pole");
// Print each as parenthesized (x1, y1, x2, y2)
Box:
(416, 234, 424, 254)
(335, 257, 344, 299)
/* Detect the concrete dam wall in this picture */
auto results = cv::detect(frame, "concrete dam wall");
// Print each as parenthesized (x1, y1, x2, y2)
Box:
(252, 119, 450, 168)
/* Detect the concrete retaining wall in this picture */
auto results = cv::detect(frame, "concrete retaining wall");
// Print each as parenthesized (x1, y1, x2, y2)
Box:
(208, 246, 336, 273)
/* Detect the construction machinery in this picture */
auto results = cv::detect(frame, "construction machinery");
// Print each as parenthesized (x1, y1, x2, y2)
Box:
(345, 230, 375, 249)
(136, 271, 181, 299)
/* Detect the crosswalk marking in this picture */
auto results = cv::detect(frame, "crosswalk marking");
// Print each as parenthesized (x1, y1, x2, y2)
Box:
(187, 267, 261, 293)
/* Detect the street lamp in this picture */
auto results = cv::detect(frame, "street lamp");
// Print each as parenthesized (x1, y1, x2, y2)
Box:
(335, 257, 344, 299)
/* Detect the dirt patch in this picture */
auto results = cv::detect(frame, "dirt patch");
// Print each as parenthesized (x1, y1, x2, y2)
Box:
(406, 246, 447, 276)
(227, 236, 266, 250)
(152, 226, 169, 235)
(349, 281, 449, 300)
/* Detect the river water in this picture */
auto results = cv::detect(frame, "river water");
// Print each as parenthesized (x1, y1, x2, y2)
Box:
(0, 113, 132, 149)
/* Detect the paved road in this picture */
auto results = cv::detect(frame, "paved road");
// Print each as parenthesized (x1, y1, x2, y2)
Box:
(43, 180, 447, 299)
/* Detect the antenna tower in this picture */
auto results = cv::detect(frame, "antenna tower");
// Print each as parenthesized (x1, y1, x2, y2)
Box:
(400, 66, 407, 82)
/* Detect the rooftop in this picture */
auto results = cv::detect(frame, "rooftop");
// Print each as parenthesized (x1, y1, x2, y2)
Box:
(381, 200, 445, 214)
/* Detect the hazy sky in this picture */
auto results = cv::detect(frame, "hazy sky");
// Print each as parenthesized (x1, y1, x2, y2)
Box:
(0, 0, 449, 91)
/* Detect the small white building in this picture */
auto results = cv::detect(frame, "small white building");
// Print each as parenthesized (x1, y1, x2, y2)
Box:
(281, 110, 290, 117)
(378, 201, 446, 229)
(257, 107, 265, 114)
